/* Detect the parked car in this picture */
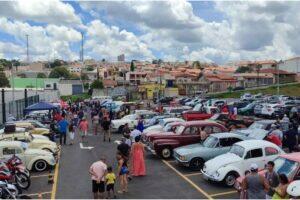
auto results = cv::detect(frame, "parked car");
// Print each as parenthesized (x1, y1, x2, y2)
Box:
(254, 104, 264, 116)
(0, 141, 56, 172)
(182, 105, 218, 121)
(163, 106, 191, 118)
(174, 132, 249, 170)
(143, 118, 185, 134)
(0, 132, 59, 154)
(208, 114, 254, 130)
(146, 121, 228, 159)
(5, 122, 50, 137)
(241, 93, 253, 101)
(111, 111, 158, 133)
(144, 115, 166, 129)
(235, 152, 300, 193)
(238, 102, 256, 115)
(233, 86, 245, 91)
(261, 103, 282, 118)
(201, 140, 284, 186)
(157, 97, 174, 105)
(142, 122, 183, 142)
(234, 120, 275, 139)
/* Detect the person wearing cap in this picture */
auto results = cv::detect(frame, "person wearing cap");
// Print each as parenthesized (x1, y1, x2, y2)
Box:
(242, 163, 269, 199)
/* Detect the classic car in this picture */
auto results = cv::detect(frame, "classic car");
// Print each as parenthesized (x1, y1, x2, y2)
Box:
(111, 111, 158, 133)
(144, 115, 166, 129)
(201, 140, 284, 187)
(208, 114, 254, 130)
(182, 104, 218, 121)
(238, 102, 257, 115)
(235, 152, 300, 192)
(174, 132, 249, 170)
(163, 106, 191, 118)
(5, 122, 50, 137)
(287, 180, 300, 198)
(147, 121, 228, 159)
(143, 118, 185, 134)
(0, 132, 58, 154)
(234, 119, 275, 139)
(0, 141, 56, 172)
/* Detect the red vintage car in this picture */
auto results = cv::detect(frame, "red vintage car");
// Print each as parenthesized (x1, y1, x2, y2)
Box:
(146, 121, 228, 159)
(142, 122, 183, 142)
(235, 152, 300, 192)
(182, 105, 219, 121)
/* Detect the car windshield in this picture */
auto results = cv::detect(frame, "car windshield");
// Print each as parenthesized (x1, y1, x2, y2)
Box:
(249, 122, 266, 129)
(210, 114, 220, 120)
(193, 104, 202, 111)
(159, 119, 166, 126)
(274, 157, 299, 180)
(203, 136, 218, 148)
(163, 123, 174, 132)
(229, 145, 245, 158)
(175, 125, 185, 134)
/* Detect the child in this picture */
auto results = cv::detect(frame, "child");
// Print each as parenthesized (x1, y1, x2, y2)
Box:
(69, 121, 75, 145)
(105, 166, 116, 199)
(239, 170, 250, 199)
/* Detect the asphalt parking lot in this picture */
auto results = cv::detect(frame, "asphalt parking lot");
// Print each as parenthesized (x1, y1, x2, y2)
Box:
(23, 129, 238, 199)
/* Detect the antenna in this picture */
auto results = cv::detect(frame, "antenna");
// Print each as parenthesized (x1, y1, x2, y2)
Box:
(26, 34, 29, 63)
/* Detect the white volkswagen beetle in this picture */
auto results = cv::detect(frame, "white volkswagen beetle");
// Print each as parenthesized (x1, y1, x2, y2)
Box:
(202, 140, 284, 187)
(0, 141, 56, 172)
(143, 118, 185, 134)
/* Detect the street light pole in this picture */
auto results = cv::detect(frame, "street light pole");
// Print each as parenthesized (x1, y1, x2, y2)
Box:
(277, 60, 283, 96)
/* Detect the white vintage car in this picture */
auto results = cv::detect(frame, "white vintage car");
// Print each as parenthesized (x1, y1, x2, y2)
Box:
(111, 111, 158, 133)
(0, 132, 58, 154)
(143, 118, 185, 134)
(0, 141, 56, 172)
(202, 140, 284, 187)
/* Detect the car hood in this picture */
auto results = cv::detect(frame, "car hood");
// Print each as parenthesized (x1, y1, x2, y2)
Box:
(234, 128, 268, 140)
(148, 131, 175, 139)
(25, 148, 53, 156)
(174, 143, 203, 155)
(204, 153, 242, 174)
(144, 125, 162, 133)
(32, 139, 56, 146)
(32, 134, 49, 140)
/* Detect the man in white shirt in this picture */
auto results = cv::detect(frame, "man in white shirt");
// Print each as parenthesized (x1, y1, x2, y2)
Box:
(89, 157, 107, 199)
(130, 127, 142, 143)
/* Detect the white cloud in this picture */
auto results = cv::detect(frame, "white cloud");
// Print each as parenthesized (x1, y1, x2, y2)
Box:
(0, 0, 81, 26)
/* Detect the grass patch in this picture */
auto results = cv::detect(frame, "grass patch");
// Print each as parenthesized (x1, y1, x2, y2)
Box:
(210, 83, 300, 98)
(61, 93, 91, 102)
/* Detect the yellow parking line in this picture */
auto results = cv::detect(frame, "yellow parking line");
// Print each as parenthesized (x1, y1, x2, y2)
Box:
(167, 160, 176, 163)
(210, 190, 237, 197)
(26, 191, 52, 196)
(31, 174, 54, 178)
(51, 152, 60, 199)
(184, 172, 202, 177)
(162, 160, 213, 200)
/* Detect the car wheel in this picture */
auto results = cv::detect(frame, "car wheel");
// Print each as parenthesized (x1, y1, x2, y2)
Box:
(161, 147, 172, 159)
(189, 158, 204, 170)
(224, 172, 238, 187)
(34, 160, 48, 172)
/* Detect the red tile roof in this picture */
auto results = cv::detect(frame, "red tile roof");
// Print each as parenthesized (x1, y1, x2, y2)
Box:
(260, 69, 296, 75)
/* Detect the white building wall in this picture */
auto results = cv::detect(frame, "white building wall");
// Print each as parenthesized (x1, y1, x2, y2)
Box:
(57, 84, 72, 96)
(279, 58, 300, 73)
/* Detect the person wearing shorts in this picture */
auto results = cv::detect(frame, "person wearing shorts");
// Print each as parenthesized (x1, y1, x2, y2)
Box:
(89, 157, 107, 199)
(105, 166, 116, 199)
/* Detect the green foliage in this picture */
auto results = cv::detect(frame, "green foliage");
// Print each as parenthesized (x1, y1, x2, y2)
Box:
(50, 59, 66, 68)
(130, 60, 135, 72)
(18, 73, 26, 78)
(84, 83, 90, 89)
(70, 73, 80, 79)
(235, 66, 253, 73)
(37, 72, 47, 78)
(90, 79, 103, 89)
(61, 93, 91, 102)
(49, 66, 70, 78)
(0, 66, 10, 87)
(86, 66, 94, 71)
(81, 73, 89, 80)
(227, 86, 233, 93)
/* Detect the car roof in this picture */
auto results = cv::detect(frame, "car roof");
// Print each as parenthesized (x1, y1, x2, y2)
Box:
(256, 119, 276, 124)
(0, 141, 22, 146)
(235, 140, 279, 149)
(280, 152, 300, 163)
(211, 132, 245, 139)
(183, 120, 223, 126)
(162, 118, 183, 122)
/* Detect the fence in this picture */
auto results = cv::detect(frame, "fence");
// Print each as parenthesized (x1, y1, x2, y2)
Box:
(0, 93, 39, 124)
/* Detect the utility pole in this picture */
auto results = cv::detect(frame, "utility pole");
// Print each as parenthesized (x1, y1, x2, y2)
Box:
(277, 60, 283, 96)
(26, 34, 29, 63)
(81, 32, 84, 62)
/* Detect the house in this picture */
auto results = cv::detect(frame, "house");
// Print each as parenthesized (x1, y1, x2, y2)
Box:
(125, 72, 147, 84)
(279, 57, 300, 80)
(259, 69, 297, 84)
(233, 73, 274, 88)
(103, 79, 117, 89)
(204, 74, 237, 93)
(57, 79, 84, 96)
(9, 78, 59, 89)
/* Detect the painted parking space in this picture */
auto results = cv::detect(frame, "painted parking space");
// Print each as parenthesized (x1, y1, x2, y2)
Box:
(162, 159, 239, 199)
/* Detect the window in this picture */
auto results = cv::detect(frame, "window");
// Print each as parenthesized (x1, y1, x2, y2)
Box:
(265, 147, 279, 156)
(212, 126, 222, 133)
(219, 138, 231, 147)
(245, 148, 263, 159)
(3, 147, 22, 155)
(204, 126, 213, 134)
(229, 138, 242, 145)
(190, 126, 199, 135)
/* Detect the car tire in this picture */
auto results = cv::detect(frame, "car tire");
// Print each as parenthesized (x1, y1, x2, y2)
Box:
(224, 172, 238, 187)
(189, 158, 204, 170)
(161, 147, 172, 159)
(34, 159, 48, 172)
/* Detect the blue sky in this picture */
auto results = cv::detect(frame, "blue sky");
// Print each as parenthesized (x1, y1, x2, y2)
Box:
(0, 1, 299, 63)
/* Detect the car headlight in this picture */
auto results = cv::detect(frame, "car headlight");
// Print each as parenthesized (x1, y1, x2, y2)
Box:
(213, 171, 220, 177)
(179, 155, 187, 161)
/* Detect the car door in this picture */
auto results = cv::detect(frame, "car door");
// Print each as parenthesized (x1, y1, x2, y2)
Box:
(181, 126, 200, 145)
(2, 146, 26, 165)
(243, 148, 264, 171)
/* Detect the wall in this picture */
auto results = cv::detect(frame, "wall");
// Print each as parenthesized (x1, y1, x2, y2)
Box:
(57, 84, 72, 96)
(280, 58, 300, 74)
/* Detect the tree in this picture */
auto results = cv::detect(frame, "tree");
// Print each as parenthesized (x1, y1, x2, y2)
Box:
(49, 66, 70, 78)
(130, 60, 135, 72)
(37, 73, 47, 78)
(0, 66, 10, 87)
(86, 65, 94, 71)
(50, 59, 66, 68)
(235, 66, 252, 73)
(90, 79, 103, 89)
(81, 73, 89, 80)
(18, 73, 26, 78)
